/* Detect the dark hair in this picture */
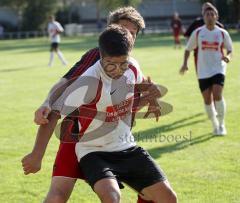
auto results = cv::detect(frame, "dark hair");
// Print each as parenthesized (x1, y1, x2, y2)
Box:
(99, 24, 133, 57)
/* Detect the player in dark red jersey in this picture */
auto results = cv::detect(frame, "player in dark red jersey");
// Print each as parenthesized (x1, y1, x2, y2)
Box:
(171, 12, 183, 48)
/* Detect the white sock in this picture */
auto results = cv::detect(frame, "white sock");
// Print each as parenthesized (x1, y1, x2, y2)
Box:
(215, 98, 226, 127)
(57, 51, 67, 65)
(205, 103, 219, 129)
(48, 52, 54, 66)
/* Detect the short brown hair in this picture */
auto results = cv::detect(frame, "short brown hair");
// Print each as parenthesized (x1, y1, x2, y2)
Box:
(99, 24, 133, 57)
(202, 2, 218, 17)
(107, 7, 145, 32)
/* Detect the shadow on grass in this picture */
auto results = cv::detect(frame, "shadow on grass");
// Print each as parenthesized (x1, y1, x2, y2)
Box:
(0, 34, 177, 54)
(1, 31, 239, 53)
(133, 113, 205, 139)
(147, 132, 216, 159)
(0, 65, 44, 73)
(132, 113, 220, 158)
(0, 35, 98, 53)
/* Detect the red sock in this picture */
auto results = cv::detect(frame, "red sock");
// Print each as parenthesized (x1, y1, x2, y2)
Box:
(137, 195, 154, 203)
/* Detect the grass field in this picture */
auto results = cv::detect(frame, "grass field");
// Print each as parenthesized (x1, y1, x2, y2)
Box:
(0, 32, 240, 203)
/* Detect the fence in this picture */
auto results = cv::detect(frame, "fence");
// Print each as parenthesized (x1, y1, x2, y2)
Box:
(0, 22, 238, 40)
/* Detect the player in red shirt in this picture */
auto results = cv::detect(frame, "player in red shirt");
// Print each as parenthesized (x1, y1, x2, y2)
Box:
(171, 12, 182, 49)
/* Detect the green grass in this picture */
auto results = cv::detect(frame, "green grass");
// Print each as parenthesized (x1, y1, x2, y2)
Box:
(0, 32, 240, 203)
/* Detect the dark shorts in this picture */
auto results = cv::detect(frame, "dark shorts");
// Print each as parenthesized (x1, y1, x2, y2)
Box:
(79, 146, 167, 193)
(198, 73, 225, 92)
(50, 42, 59, 50)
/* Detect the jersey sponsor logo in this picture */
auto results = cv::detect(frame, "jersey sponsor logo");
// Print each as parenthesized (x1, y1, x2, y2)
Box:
(202, 41, 219, 51)
(105, 97, 133, 122)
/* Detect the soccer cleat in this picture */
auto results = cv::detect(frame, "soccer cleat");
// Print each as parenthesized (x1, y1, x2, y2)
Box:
(213, 128, 220, 135)
(62, 61, 68, 66)
(218, 125, 227, 136)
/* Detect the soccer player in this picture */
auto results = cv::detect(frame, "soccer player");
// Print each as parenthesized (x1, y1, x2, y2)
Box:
(171, 12, 182, 49)
(22, 7, 165, 203)
(184, 2, 224, 69)
(51, 24, 177, 203)
(48, 15, 67, 67)
(179, 4, 233, 135)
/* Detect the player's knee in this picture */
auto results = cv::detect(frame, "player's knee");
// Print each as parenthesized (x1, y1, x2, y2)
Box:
(98, 189, 121, 203)
(213, 94, 222, 101)
(167, 190, 177, 203)
(203, 97, 212, 105)
(153, 188, 177, 203)
(44, 189, 69, 203)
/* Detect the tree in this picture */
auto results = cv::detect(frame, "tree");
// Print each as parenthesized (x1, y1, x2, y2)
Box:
(0, 0, 28, 30)
(0, 0, 27, 14)
(94, 0, 142, 24)
(99, 0, 142, 10)
(22, 0, 59, 30)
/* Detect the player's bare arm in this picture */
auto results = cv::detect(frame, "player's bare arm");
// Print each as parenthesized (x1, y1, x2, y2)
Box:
(34, 78, 69, 125)
(222, 50, 232, 63)
(180, 50, 190, 75)
(22, 111, 60, 175)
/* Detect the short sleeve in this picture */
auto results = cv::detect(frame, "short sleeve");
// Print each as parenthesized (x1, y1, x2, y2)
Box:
(56, 22, 64, 32)
(186, 29, 198, 51)
(223, 31, 233, 52)
(52, 75, 98, 116)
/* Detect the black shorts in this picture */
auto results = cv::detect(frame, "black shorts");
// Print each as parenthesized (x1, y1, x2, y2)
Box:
(79, 146, 166, 193)
(198, 73, 225, 92)
(50, 42, 59, 50)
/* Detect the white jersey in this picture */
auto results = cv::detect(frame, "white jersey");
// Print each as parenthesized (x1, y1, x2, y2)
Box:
(52, 58, 143, 161)
(186, 25, 233, 79)
(48, 21, 64, 43)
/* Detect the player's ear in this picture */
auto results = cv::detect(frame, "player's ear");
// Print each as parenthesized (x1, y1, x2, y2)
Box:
(99, 52, 106, 60)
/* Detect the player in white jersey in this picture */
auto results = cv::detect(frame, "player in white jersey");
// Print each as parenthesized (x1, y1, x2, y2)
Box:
(48, 15, 67, 67)
(180, 3, 233, 135)
(52, 25, 177, 203)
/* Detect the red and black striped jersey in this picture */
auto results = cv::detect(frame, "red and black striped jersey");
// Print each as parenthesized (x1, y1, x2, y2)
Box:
(63, 47, 100, 80)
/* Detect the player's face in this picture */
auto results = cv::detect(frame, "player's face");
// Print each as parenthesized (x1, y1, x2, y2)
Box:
(49, 16, 54, 22)
(204, 10, 217, 27)
(118, 19, 138, 43)
(101, 55, 129, 79)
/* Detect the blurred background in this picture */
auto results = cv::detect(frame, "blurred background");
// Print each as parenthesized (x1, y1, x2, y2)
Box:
(0, 0, 240, 39)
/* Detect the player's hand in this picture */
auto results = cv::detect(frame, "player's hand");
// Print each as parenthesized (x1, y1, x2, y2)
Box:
(21, 152, 42, 175)
(145, 77, 162, 99)
(144, 99, 161, 122)
(222, 56, 230, 63)
(137, 76, 161, 99)
(179, 64, 188, 75)
(34, 106, 51, 125)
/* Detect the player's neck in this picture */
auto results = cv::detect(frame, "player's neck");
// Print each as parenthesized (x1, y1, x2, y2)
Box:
(206, 24, 215, 31)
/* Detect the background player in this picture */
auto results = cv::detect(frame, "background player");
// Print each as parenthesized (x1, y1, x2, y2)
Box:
(171, 12, 183, 49)
(48, 15, 67, 67)
(179, 3, 233, 135)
